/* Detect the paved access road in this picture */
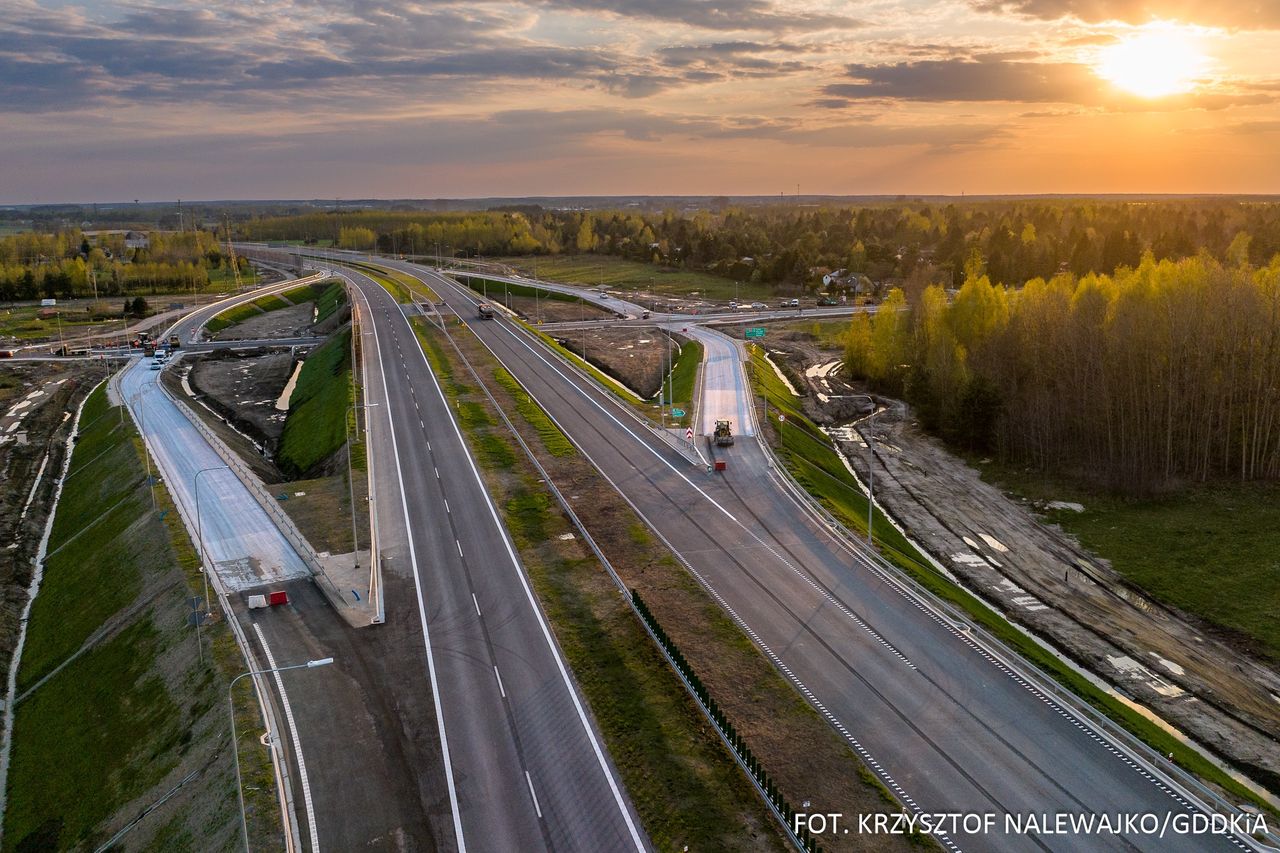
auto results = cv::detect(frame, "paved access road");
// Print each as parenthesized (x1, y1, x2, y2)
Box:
(374, 259, 1258, 853)
(341, 266, 648, 852)
(676, 323, 756, 438)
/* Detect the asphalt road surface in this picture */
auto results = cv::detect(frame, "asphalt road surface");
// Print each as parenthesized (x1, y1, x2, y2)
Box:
(343, 267, 648, 852)
(376, 259, 1259, 853)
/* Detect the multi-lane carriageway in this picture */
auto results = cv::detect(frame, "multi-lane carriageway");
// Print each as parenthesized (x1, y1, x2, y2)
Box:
(343, 256, 1263, 853)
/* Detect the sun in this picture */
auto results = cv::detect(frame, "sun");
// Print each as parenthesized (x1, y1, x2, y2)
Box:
(1097, 24, 1207, 98)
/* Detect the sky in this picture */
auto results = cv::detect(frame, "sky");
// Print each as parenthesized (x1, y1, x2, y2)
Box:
(2, 0, 1278, 203)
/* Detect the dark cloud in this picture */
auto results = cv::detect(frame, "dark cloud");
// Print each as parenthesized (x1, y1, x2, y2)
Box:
(969, 0, 1280, 29)
(824, 55, 1275, 110)
(825, 56, 1105, 103)
(537, 0, 861, 32)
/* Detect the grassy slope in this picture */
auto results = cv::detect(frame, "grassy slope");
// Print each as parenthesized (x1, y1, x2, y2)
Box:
(5, 385, 274, 851)
(277, 328, 352, 476)
(746, 346, 1275, 814)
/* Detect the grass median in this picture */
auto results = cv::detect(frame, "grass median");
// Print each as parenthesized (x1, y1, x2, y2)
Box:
(416, 315, 918, 852)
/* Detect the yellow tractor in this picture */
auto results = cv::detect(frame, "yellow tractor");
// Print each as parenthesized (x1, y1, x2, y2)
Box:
(714, 419, 734, 447)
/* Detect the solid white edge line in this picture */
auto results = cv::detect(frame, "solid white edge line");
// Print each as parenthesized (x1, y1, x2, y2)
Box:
(390, 270, 647, 851)
(494, 666, 507, 699)
(525, 771, 543, 819)
(353, 281, 468, 852)
(253, 623, 321, 853)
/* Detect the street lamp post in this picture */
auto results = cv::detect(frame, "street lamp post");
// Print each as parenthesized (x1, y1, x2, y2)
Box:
(130, 381, 158, 511)
(195, 465, 231, 636)
(228, 658, 334, 853)
(347, 401, 379, 569)
(862, 400, 880, 546)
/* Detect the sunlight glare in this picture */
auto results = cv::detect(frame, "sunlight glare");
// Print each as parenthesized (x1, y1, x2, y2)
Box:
(1097, 24, 1206, 98)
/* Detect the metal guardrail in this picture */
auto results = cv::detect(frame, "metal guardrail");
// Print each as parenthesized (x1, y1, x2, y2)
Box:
(749, 408, 1279, 849)
(156, 376, 353, 612)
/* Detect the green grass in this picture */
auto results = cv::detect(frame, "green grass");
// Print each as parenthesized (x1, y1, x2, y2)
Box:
(497, 254, 771, 302)
(5, 384, 268, 851)
(657, 340, 702, 428)
(982, 469, 1280, 665)
(251, 294, 290, 312)
(456, 274, 577, 303)
(348, 262, 437, 303)
(7, 620, 181, 852)
(314, 281, 346, 322)
(205, 300, 262, 334)
(746, 345, 1278, 814)
(493, 367, 575, 457)
(277, 329, 352, 476)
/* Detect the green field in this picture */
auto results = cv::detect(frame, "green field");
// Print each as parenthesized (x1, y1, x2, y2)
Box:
(982, 467, 1280, 665)
(497, 255, 772, 302)
(277, 329, 352, 476)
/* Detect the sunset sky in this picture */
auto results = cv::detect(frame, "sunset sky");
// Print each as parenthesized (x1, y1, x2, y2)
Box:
(3, 0, 1278, 203)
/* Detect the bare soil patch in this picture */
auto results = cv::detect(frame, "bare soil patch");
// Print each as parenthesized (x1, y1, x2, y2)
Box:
(498, 292, 615, 324)
(212, 301, 315, 341)
(552, 326, 675, 399)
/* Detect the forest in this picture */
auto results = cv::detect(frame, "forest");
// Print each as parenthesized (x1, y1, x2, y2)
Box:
(239, 199, 1280, 289)
(844, 253, 1280, 492)
(0, 230, 250, 300)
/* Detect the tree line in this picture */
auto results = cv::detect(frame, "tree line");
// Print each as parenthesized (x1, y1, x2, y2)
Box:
(238, 199, 1280, 291)
(845, 254, 1280, 492)
(0, 230, 250, 301)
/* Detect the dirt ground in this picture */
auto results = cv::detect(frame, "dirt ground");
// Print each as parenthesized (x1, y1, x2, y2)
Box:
(0, 362, 97, 683)
(765, 330, 1280, 799)
(553, 326, 676, 398)
(186, 350, 295, 445)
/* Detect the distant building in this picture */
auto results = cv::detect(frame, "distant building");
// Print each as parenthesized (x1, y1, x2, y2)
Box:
(822, 269, 872, 295)
(124, 231, 150, 250)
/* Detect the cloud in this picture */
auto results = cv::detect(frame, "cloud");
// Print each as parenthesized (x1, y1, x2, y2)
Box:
(825, 55, 1106, 103)
(536, 0, 862, 32)
(968, 0, 1280, 29)
(823, 55, 1276, 110)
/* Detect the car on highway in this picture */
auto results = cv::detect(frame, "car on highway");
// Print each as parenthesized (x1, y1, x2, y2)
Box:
(783, 298, 800, 307)
(149, 361, 162, 370)
(750, 301, 767, 309)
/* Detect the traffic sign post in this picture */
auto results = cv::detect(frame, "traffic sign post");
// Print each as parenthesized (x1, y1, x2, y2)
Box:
(685, 427, 694, 443)
(672, 408, 686, 418)
(744, 327, 766, 339)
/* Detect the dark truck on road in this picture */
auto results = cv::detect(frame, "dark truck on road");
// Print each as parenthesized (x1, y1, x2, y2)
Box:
(478, 303, 495, 320)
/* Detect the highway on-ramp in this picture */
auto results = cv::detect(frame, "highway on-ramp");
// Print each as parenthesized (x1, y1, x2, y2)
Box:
(369, 257, 1261, 853)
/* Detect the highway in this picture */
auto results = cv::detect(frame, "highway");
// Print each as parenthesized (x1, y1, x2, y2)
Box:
(366, 257, 1260, 853)
(340, 266, 648, 851)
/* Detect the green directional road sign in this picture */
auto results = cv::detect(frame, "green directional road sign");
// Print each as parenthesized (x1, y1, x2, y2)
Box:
(745, 327, 766, 339)
(671, 408, 686, 418)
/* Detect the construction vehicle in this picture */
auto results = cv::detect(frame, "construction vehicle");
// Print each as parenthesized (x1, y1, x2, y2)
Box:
(477, 303, 495, 320)
(168, 334, 181, 349)
(714, 419, 734, 447)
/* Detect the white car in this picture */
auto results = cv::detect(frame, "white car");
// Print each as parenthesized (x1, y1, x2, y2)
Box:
(750, 301, 767, 309)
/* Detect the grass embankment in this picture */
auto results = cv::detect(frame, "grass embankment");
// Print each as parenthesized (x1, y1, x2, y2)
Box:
(419, 316, 915, 852)
(277, 329, 352, 476)
(655, 339, 702, 429)
(984, 469, 1280, 666)
(5, 384, 277, 851)
(746, 346, 1275, 814)
(456, 274, 577, 304)
(205, 278, 344, 334)
(497, 254, 771, 302)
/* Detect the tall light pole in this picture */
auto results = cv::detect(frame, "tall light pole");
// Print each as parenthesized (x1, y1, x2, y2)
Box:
(347, 401, 379, 569)
(130, 381, 158, 511)
(195, 464, 230, 629)
(228, 658, 334, 853)
(862, 400, 880, 546)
